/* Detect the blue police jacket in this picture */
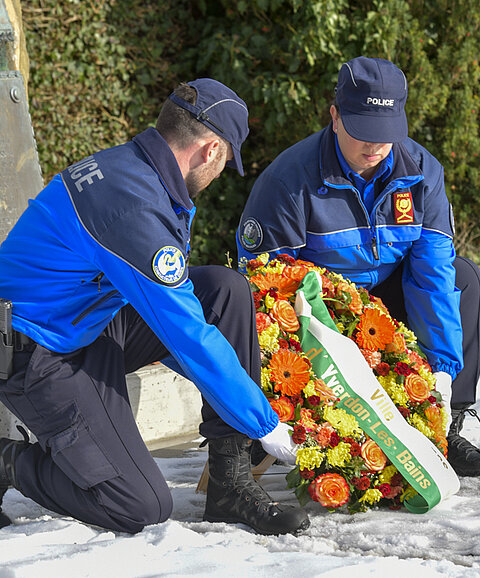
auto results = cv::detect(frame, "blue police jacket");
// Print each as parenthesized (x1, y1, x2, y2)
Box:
(0, 127, 278, 439)
(237, 125, 463, 379)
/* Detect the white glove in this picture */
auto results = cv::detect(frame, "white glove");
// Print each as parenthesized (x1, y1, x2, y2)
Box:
(259, 422, 297, 465)
(434, 371, 453, 432)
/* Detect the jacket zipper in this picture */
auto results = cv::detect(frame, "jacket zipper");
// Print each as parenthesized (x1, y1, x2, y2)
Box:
(72, 290, 117, 326)
(349, 187, 380, 261)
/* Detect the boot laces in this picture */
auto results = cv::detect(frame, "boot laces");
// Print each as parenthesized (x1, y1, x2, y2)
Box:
(465, 408, 480, 423)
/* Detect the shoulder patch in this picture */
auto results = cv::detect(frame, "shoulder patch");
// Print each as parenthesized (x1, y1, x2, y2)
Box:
(393, 191, 414, 224)
(152, 246, 186, 284)
(240, 217, 263, 250)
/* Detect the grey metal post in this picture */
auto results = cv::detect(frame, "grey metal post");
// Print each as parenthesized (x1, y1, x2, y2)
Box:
(0, 0, 43, 245)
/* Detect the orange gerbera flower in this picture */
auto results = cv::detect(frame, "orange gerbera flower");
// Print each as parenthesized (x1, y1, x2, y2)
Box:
(250, 272, 299, 299)
(355, 308, 396, 351)
(270, 349, 310, 396)
(336, 281, 363, 315)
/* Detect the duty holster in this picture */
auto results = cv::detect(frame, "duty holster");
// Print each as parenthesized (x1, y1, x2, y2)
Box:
(0, 299, 13, 380)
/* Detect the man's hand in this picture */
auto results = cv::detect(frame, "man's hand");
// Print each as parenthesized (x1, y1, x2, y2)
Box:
(434, 371, 453, 432)
(259, 422, 297, 465)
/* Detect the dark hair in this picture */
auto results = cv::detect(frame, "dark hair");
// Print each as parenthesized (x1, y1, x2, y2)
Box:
(156, 83, 215, 149)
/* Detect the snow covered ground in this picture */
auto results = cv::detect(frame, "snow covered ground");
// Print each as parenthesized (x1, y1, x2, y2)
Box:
(1, 406, 480, 577)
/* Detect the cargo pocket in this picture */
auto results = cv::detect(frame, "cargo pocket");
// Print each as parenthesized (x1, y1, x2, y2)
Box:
(48, 411, 120, 490)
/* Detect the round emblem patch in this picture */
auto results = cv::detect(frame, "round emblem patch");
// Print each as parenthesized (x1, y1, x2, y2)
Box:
(152, 246, 186, 284)
(240, 217, 263, 250)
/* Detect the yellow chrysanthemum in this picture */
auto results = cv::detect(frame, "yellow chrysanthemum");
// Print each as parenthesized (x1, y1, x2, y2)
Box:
(440, 406, 448, 430)
(264, 262, 286, 275)
(327, 442, 352, 468)
(297, 446, 325, 470)
(261, 367, 272, 393)
(264, 294, 276, 310)
(258, 322, 280, 352)
(397, 322, 417, 344)
(418, 365, 436, 389)
(257, 253, 269, 265)
(359, 489, 383, 504)
(377, 374, 410, 406)
(323, 406, 362, 438)
(408, 413, 435, 439)
(303, 380, 318, 398)
(336, 322, 345, 333)
(378, 465, 398, 484)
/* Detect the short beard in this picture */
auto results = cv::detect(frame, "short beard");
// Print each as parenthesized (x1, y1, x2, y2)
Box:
(184, 142, 227, 199)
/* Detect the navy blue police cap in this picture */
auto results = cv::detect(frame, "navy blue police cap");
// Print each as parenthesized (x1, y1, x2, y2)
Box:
(335, 57, 408, 143)
(169, 78, 249, 176)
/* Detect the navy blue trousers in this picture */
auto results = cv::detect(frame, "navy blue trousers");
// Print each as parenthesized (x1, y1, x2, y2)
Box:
(372, 256, 480, 408)
(0, 266, 261, 533)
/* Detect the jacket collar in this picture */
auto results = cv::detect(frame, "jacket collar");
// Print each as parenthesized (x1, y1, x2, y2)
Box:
(319, 122, 423, 189)
(132, 127, 194, 211)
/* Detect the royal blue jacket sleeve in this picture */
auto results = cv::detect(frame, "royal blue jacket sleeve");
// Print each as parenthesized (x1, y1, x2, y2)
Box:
(93, 241, 279, 439)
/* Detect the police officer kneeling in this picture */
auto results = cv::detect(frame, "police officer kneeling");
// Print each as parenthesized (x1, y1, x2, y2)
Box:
(0, 79, 309, 535)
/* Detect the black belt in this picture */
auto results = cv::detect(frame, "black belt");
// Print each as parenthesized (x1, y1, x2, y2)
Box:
(13, 330, 36, 352)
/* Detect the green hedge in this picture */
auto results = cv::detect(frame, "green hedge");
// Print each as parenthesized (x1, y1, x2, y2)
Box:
(22, 0, 480, 264)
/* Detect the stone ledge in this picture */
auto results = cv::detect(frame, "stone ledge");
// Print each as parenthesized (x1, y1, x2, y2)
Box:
(0, 365, 203, 448)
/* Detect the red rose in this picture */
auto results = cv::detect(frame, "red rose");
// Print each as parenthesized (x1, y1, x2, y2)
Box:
(289, 340, 302, 352)
(394, 362, 415, 376)
(290, 394, 304, 407)
(292, 424, 306, 444)
(253, 292, 263, 309)
(307, 395, 321, 407)
(329, 432, 340, 447)
(300, 468, 315, 480)
(379, 483, 391, 497)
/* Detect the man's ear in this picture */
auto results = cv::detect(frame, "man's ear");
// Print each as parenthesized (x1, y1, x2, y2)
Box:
(330, 105, 339, 133)
(201, 138, 221, 164)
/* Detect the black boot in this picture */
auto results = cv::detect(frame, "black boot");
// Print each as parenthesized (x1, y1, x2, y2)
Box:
(0, 426, 30, 528)
(204, 434, 309, 535)
(447, 408, 480, 476)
